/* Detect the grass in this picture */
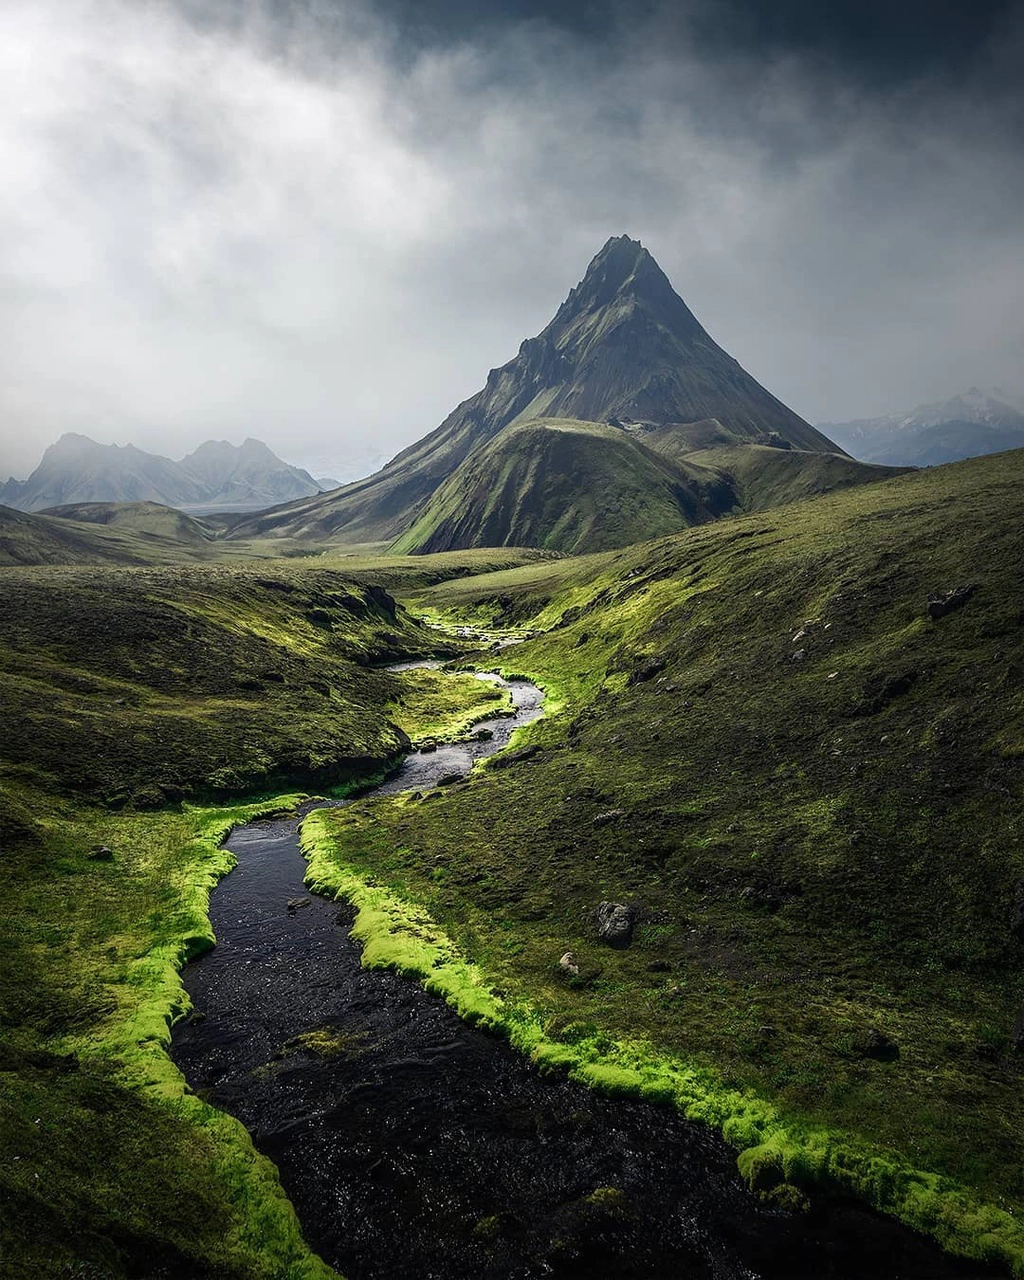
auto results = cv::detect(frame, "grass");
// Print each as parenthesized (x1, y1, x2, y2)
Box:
(4, 449, 1024, 1273)
(300, 448, 1024, 1270)
(0, 563, 438, 807)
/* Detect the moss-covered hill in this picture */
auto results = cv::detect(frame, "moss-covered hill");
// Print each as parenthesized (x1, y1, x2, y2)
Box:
(310, 448, 1024, 1265)
(390, 418, 734, 555)
(390, 417, 903, 556)
(0, 564, 430, 809)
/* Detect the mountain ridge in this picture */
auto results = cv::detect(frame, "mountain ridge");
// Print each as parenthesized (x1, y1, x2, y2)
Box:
(822, 388, 1024, 466)
(0, 433, 329, 513)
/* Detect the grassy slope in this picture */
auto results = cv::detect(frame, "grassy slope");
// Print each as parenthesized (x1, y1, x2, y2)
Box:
(0, 503, 225, 567)
(678, 443, 907, 511)
(0, 560, 497, 1278)
(0, 565, 427, 806)
(305, 449, 1024, 1268)
(389, 419, 733, 555)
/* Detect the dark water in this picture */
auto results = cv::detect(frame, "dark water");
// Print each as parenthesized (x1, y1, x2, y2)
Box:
(171, 671, 1000, 1280)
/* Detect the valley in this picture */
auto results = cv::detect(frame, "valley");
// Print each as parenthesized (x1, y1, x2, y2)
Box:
(2, 238, 1022, 1280)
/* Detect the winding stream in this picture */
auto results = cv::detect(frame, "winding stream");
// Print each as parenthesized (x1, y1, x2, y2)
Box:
(171, 669, 999, 1280)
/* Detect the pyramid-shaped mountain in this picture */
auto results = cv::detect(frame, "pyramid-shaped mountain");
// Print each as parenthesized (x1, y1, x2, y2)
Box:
(229, 236, 863, 550)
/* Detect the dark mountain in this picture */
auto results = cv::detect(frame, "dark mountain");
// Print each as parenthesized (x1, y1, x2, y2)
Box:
(0, 434, 327, 513)
(822, 388, 1024, 466)
(228, 235, 847, 548)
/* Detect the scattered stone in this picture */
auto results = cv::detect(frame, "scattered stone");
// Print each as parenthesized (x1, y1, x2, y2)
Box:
(852, 1027, 900, 1061)
(758, 1025, 778, 1039)
(593, 808, 626, 827)
(287, 897, 311, 913)
(927, 583, 975, 619)
(436, 772, 464, 787)
(595, 901, 636, 948)
(628, 656, 666, 686)
(490, 744, 542, 770)
(419, 739, 438, 753)
(647, 960, 671, 973)
(789, 649, 806, 662)
(473, 727, 494, 741)
(559, 951, 580, 977)
(86, 845, 114, 862)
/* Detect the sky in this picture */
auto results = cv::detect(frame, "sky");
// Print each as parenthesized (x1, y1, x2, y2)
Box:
(1, 0, 1022, 481)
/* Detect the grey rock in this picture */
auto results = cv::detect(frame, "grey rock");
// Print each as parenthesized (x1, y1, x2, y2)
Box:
(852, 1027, 899, 1061)
(490, 744, 541, 770)
(593, 808, 626, 827)
(595, 901, 636, 948)
(927, 583, 975, 619)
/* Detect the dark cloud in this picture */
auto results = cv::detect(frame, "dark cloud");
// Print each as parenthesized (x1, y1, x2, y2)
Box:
(0, 0, 1021, 480)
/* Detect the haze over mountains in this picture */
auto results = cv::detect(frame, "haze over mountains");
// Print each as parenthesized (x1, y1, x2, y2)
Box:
(0, 434, 336, 514)
(822, 388, 1024, 467)
(229, 236, 895, 554)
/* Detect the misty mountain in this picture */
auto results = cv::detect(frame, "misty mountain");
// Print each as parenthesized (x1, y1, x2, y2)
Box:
(229, 235, 852, 548)
(0, 434, 328, 513)
(822, 388, 1024, 466)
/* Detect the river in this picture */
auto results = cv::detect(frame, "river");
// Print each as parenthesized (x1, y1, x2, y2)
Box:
(171, 669, 998, 1279)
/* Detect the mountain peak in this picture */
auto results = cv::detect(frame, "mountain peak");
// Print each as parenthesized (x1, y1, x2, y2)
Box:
(551, 234, 704, 346)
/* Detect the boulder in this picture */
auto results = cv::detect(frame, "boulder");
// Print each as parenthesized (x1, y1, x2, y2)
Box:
(628, 656, 666, 686)
(595, 901, 636, 948)
(86, 844, 114, 862)
(852, 1027, 899, 1061)
(559, 951, 580, 977)
(489, 744, 541, 770)
(927, 584, 975, 619)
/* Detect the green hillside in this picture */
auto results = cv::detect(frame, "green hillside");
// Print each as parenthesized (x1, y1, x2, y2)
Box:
(308, 448, 1024, 1270)
(390, 418, 733, 555)
(390, 419, 906, 556)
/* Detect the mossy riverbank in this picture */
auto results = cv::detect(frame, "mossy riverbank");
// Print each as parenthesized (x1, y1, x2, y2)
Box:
(0, 561, 496, 1277)
(298, 450, 1024, 1273)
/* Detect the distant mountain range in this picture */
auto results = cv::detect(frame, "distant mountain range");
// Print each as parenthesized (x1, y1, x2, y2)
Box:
(821, 388, 1024, 467)
(229, 235, 893, 554)
(0, 434, 337, 513)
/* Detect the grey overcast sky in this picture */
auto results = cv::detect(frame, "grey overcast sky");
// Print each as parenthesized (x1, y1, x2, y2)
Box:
(1, 0, 1022, 480)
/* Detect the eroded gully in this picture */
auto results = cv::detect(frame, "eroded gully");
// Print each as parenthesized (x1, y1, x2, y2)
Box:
(171, 666, 1000, 1280)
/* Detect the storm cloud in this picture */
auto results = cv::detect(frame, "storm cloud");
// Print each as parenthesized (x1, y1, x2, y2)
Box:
(1, 0, 1022, 480)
